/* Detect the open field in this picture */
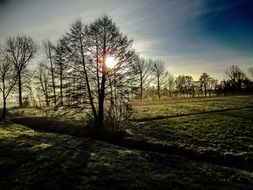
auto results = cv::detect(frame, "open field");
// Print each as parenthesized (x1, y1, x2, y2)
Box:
(132, 95, 253, 120)
(1, 95, 253, 189)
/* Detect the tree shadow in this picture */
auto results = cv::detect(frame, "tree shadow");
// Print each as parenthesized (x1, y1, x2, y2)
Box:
(10, 116, 253, 172)
(132, 106, 253, 122)
(0, 130, 95, 189)
(12, 117, 89, 137)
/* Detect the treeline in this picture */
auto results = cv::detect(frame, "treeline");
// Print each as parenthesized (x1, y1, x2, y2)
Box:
(133, 59, 253, 100)
(0, 15, 252, 132)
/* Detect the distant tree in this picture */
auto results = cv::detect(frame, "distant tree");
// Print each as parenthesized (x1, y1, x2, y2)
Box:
(249, 67, 253, 80)
(225, 65, 246, 90)
(0, 50, 17, 120)
(167, 73, 174, 97)
(209, 77, 218, 96)
(175, 75, 193, 97)
(3, 35, 37, 107)
(175, 75, 186, 97)
(185, 75, 193, 98)
(225, 65, 246, 81)
(135, 57, 152, 100)
(191, 81, 198, 98)
(152, 59, 168, 100)
(199, 73, 210, 97)
(42, 40, 56, 105)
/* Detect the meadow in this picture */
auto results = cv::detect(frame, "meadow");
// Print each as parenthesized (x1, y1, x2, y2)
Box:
(1, 95, 253, 189)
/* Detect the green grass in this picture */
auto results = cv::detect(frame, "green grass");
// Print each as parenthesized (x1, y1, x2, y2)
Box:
(128, 96, 253, 170)
(133, 95, 253, 120)
(129, 108, 253, 156)
(1, 95, 253, 189)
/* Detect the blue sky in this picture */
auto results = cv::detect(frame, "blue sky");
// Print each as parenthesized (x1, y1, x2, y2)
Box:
(0, 0, 252, 80)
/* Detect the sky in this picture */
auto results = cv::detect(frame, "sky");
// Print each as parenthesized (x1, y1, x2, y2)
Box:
(0, 0, 252, 80)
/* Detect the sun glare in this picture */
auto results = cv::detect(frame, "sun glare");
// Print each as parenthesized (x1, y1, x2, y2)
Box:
(106, 56, 117, 69)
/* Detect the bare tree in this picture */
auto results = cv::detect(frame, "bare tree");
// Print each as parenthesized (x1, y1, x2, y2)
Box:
(249, 67, 253, 80)
(225, 65, 245, 82)
(185, 75, 193, 98)
(35, 63, 50, 106)
(152, 59, 168, 100)
(42, 40, 56, 105)
(191, 81, 198, 98)
(167, 73, 174, 97)
(209, 77, 218, 96)
(199, 73, 210, 97)
(175, 75, 186, 97)
(54, 39, 70, 106)
(135, 57, 152, 100)
(224, 65, 247, 91)
(0, 49, 17, 120)
(3, 35, 37, 107)
(61, 16, 136, 132)
(174, 75, 194, 98)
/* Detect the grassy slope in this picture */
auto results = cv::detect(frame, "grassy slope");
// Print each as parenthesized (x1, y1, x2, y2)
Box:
(1, 95, 253, 189)
(129, 108, 253, 156)
(133, 95, 253, 120)
(129, 96, 253, 170)
(1, 123, 253, 190)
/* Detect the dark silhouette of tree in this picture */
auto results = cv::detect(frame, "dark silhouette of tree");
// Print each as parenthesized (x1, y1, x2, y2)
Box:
(209, 77, 218, 96)
(185, 76, 193, 98)
(35, 63, 50, 106)
(42, 40, 56, 105)
(152, 59, 168, 100)
(167, 73, 174, 97)
(191, 81, 198, 98)
(60, 16, 136, 132)
(0, 50, 17, 120)
(225, 65, 246, 90)
(199, 73, 210, 97)
(215, 65, 253, 94)
(175, 75, 186, 97)
(135, 57, 152, 100)
(3, 35, 37, 107)
(249, 67, 253, 80)
(54, 39, 70, 106)
(175, 75, 193, 97)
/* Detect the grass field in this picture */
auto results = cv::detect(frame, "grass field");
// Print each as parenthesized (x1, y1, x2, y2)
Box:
(1, 95, 253, 189)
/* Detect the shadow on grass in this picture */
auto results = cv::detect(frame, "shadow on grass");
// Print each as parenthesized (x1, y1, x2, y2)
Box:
(12, 117, 89, 137)
(11, 117, 125, 143)
(132, 106, 253, 122)
(0, 133, 93, 189)
(11, 117, 253, 172)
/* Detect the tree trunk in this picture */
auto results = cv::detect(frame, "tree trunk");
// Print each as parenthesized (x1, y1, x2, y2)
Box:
(97, 48, 106, 129)
(140, 79, 143, 101)
(157, 76, 160, 100)
(2, 97, 7, 120)
(97, 89, 105, 128)
(18, 74, 23, 107)
(49, 52, 56, 105)
(60, 67, 63, 106)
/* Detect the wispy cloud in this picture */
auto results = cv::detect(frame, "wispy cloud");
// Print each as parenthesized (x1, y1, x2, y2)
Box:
(0, 0, 252, 80)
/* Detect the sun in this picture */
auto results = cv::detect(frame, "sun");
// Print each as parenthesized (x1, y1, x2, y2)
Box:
(106, 56, 117, 69)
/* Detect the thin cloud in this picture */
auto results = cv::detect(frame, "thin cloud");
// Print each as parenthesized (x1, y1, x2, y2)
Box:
(0, 0, 252, 81)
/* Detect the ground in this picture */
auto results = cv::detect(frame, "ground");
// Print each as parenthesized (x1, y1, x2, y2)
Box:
(0, 95, 253, 189)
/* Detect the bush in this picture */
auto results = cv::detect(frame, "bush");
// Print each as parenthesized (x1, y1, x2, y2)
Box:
(104, 100, 133, 133)
(86, 99, 133, 142)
